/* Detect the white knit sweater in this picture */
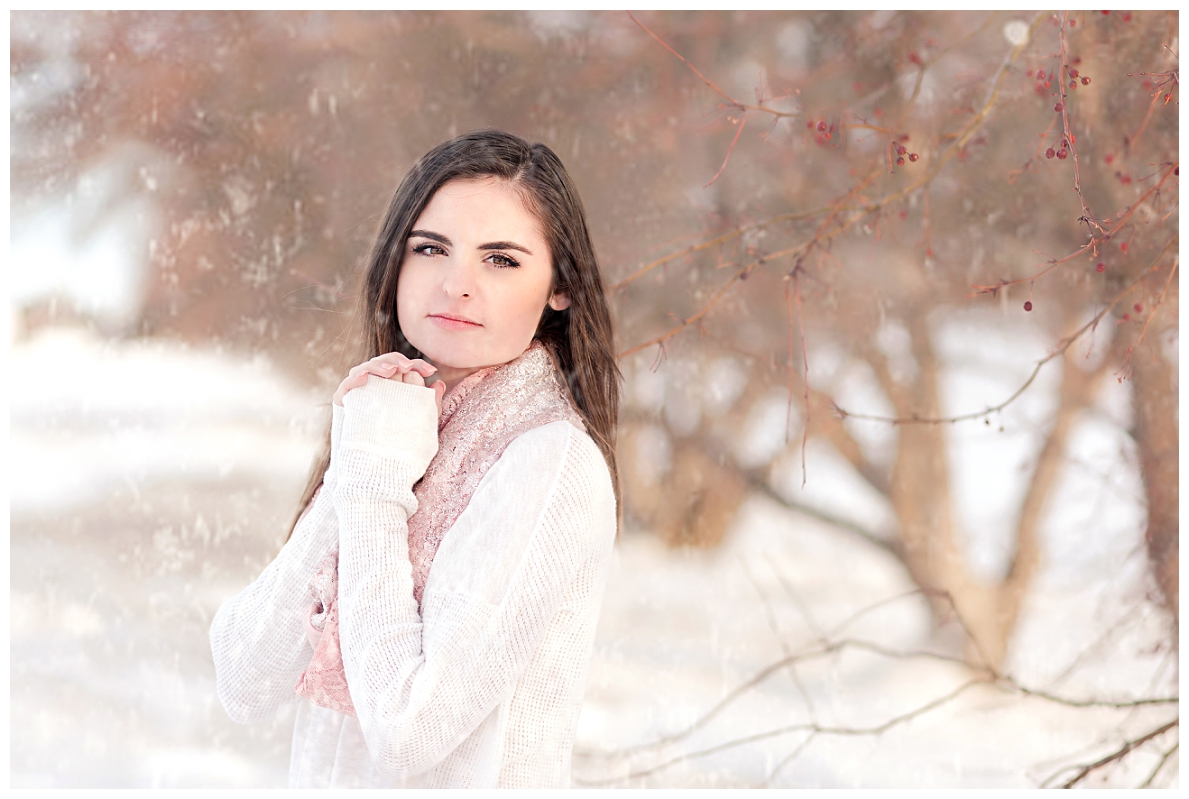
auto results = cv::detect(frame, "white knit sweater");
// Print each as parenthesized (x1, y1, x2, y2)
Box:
(209, 377, 617, 787)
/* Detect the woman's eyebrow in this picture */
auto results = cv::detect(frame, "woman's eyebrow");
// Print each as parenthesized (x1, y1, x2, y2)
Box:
(478, 241, 533, 256)
(409, 229, 451, 246)
(410, 230, 532, 256)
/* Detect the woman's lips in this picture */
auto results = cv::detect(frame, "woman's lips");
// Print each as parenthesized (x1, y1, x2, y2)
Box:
(429, 314, 482, 330)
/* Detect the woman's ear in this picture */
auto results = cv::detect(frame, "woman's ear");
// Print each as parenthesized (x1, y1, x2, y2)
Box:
(548, 291, 571, 311)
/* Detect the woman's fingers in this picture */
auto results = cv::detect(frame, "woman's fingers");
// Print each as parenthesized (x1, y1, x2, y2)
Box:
(334, 354, 439, 405)
(332, 370, 371, 405)
(408, 358, 437, 376)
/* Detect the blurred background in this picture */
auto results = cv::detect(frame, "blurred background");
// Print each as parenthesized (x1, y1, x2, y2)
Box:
(10, 10, 1178, 788)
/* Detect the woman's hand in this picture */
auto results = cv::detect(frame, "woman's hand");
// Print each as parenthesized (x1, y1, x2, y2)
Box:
(333, 352, 447, 413)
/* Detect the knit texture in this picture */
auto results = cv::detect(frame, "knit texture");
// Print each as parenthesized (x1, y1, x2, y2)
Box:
(294, 340, 587, 717)
(209, 349, 617, 788)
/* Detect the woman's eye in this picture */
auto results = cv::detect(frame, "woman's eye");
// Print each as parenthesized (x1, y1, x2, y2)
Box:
(412, 243, 446, 256)
(485, 253, 520, 269)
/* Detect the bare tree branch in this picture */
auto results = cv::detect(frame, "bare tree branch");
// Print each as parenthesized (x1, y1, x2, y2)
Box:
(575, 679, 988, 785)
(834, 235, 1178, 425)
(1139, 741, 1178, 788)
(1058, 718, 1178, 788)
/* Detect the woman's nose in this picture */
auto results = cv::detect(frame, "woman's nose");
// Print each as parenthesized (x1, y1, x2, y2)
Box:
(440, 259, 477, 299)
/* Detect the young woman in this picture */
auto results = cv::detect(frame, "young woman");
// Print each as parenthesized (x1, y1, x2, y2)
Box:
(210, 130, 621, 788)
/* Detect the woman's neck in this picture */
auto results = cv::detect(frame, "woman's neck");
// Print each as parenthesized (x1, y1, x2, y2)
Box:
(429, 362, 484, 394)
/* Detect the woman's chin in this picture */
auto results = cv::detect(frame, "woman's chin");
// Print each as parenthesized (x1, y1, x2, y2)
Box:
(411, 333, 526, 373)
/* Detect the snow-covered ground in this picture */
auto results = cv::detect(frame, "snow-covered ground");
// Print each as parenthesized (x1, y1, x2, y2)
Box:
(9, 324, 1177, 788)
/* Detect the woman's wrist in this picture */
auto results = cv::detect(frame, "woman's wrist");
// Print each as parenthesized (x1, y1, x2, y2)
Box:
(337, 374, 440, 470)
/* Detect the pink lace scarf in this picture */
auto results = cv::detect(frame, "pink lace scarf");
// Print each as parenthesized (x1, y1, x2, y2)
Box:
(293, 339, 586, 716)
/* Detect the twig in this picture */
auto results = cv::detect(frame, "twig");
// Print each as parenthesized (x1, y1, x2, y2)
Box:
(834, 235, 1178, 425)
(1056, 12, 1107, 237)
(1118, 255, 1178, 380)
(577, 588, 1176, 763)
(575, 679, 988, 785)
(1126, 65, 1178, 153)
(787, 267, 810, 485)
(1002, 681, 1177, 710)
(1139, 742, 1178, 788)
(739, 557, 817, 719)
(703, 113, 747, 188)
(617, 259, 759, 359)
(626, 11, 735, 104)
(611, 14, 1028, 295)
(1059, 718, 1178, 788)
(608, 208, 819, 291)
(760, 731, 818, 788)
(969, 162, 1178, 294)
(730, 445, 902, 558)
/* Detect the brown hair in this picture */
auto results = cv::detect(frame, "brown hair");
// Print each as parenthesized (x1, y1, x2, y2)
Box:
(284, 129, 621, 543)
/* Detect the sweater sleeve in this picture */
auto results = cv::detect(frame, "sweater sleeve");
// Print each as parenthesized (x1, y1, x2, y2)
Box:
(209, 403, 345, 724)
(332, 376, 609, 779)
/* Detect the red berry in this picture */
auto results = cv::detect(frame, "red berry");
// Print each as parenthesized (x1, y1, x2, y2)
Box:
(1122, 313, 1131, 321)
(1134, 303, 1143, 313)
(1102, 10, 1110, 14)
(1104, 153, 1114, 164)
(908, 52, 922, 65)
(1120, 242, 1129, 252)
(1045, 147, 1056, 158)
(1069, 68, 1079, 78)
(1036, 70, 1045, 80)
(896, 156, 905, 165)
(817, 120, 827, 131)
(1069, 19, 1076, 26)
(1070, 80, 1077, 89)
(1045, 80, 1051, 88)
(1081, 76, 1091, 85)
(1057, 149, 1068, 159)
(1096, 262, 1105, 273)
(1122, 13, 1131, 21)
(896, 144, 907, 155)
(908, 153, 919, 162)
(1176, 167, 1180, 176)
(1024, 301, 1033, 311)
(1054, 102, 1064, 112)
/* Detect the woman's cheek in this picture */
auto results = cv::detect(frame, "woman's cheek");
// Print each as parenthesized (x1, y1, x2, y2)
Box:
(509, 295, 545, 347)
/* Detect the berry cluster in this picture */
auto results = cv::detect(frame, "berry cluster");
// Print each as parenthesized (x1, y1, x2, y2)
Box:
(806, 118, 834, 143)
(1045, 137, 1071, 160)
(894, 142, 920, 166)
(1029, 69, 1052, 95)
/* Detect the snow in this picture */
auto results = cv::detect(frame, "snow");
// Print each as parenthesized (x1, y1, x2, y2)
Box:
(9, 324, 1177, 788)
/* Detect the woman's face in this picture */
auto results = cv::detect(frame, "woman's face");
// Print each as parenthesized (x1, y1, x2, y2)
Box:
(396, 177, 570, 391)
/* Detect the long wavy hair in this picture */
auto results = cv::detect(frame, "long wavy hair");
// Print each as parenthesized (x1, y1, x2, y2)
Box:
(284, 129, 621, 543)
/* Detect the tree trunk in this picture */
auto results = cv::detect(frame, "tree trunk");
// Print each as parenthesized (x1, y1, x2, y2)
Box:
(1129, 327, 1179, 644)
